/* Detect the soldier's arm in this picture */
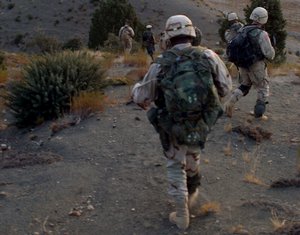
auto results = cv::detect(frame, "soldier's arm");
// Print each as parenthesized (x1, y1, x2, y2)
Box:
(131, 63, 160, 108)
(259, 31, 275, 60)
(204, 49, 232, 98)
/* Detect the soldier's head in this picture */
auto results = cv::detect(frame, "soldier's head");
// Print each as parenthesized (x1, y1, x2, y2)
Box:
(227, 12, 238, 22)
(146, 25, 152, 31)
(164, 15, 196, 46)
(250, 7, 268, 25)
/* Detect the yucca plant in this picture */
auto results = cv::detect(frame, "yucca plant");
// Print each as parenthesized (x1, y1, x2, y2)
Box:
(6, 51, 104, 127)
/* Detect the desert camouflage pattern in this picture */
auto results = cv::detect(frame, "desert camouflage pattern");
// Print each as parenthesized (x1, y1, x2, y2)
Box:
(224, 22, 244, 43)
(118, 25, 135, 54)
(132, 42, 232, 219)
(229, 29, 275, 103)
(164, 136, 201, 219)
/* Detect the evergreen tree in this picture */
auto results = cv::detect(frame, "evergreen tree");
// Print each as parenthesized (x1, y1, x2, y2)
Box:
(88, 0, 144, 49)
(244, 0, 287, 63)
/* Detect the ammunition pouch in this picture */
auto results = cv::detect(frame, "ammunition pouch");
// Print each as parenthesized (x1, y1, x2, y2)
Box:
(147, 107, 170, 151)
(171, 119, 208, 149)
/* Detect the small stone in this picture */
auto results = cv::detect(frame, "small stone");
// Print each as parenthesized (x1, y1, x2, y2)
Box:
(87, 205, 95, 211)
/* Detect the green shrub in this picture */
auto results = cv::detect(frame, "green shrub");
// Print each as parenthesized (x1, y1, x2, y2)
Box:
(63, 38, 84, 51)
(6, 51, 104, 127)
(88, 0, 144, 49)
(27, 34, 62, 54)
(102, 33, 122, 53)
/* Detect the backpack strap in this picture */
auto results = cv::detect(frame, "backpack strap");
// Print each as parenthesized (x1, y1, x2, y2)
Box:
(243, 25, 264, 59)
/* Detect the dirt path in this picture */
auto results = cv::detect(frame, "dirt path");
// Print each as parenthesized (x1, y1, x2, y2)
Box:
(0, 1, 300, 234)
(0, 71, 299, 234)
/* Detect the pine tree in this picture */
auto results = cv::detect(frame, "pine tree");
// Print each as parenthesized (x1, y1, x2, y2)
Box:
(88, 0, 144, 49)
(244, 0, 287, 63)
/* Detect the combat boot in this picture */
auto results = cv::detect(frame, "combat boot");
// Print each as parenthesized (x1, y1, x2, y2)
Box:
(187, 174, 204, 215)
(169, 198, 190, 230)
(224, 100, 235, 118)
(224, 89, 244, 117)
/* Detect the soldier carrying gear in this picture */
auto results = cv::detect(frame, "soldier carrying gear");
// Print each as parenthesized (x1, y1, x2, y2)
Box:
(225, 7, 275, 119)
(142, 25, 156, 61)
(224, 12, 244, 43)
(132, 14, 232, 230)
(118, 20, 135, 54)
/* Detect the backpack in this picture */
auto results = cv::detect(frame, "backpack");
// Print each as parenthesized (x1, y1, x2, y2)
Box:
(226, 26, 264, 68)
(155, 47, 223, 148)
(142, 31, 155, 46)
(120, 26, 133, 41)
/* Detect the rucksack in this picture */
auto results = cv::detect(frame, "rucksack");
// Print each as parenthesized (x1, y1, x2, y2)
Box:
(226, 26, 264, 68)
(155, 47, 223, 148)
(142, 31, 155, 46)
(120, 26, 133, 41)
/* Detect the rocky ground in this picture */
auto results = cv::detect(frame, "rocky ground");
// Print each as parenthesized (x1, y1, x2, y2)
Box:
(0, 0, 300, 235)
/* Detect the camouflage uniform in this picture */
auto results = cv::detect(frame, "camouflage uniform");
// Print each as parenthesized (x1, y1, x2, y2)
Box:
(132, 43, 232, 222)
(224, 22, 244, 43)
(227, 25, 275, 114)
(118, 24, 135, 54)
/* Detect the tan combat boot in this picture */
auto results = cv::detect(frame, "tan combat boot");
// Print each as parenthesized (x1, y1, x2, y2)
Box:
(224, 99, 235, 118)
(169, 198, 190, 230)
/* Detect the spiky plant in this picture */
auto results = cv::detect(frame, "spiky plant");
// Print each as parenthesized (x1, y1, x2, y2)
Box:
(6, 51, 104, 127)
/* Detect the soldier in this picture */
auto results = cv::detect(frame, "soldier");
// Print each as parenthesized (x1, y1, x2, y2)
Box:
(224, 12, 244, 43)
(132, 15, 232, 230)
(142, 25, 156, 61)
(225, 7, 275, 119)
(118, 20, 135, 54)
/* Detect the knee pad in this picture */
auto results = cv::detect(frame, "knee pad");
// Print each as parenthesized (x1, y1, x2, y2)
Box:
(238, 85, 251, 96)
(254, 100, 266, 118)
(187, 173, 201, 194)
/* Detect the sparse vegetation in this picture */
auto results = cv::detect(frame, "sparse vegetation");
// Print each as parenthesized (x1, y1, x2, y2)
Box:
(123, 50, 149, 67)
(6, 51, 104, 127)
(63, 38, 84, 51)
(27, 34, 62, 54)
(71, 91, 106, 118)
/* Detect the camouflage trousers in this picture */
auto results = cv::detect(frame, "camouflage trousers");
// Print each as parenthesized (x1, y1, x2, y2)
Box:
(164, 138, 201, 211)
(121, 38, 132, 54)
(231, 61, 269, 103)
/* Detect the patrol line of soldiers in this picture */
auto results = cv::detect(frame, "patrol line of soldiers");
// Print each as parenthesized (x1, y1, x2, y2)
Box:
(131, 6, 275, 231)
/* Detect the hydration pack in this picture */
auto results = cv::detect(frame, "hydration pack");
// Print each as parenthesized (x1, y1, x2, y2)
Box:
(155, 47, 223, 148)
(226, 26, 264, 68)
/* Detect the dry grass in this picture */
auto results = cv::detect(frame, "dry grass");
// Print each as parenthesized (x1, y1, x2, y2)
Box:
(198, 202, 220, 216)
(98, 52, 115, 71)
(71, 91, 106, 118)
(243, 173, 266, 186)
(224, 122, 232, 133)
(0, 69, 8, 84)
(229, 224, 249, 234)
(269, 62, 300, 77)
(223, 141, 232, 156)
(123, 50, 149, 67)
(270, 209, 286, 231)
(126, 67, 148, 83)
(242, 152, 251, 163)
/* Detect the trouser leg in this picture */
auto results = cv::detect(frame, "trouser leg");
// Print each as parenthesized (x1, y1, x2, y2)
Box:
(165, 142, 189, 229)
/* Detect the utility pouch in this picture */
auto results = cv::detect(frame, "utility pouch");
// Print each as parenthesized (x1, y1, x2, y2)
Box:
(146, 107, 159, 132)
(147, 107, 170, 151)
